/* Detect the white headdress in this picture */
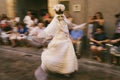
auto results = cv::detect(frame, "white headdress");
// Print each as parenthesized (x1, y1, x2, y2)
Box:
(38, 4, 67, 38)
(53, 4, 65, 12)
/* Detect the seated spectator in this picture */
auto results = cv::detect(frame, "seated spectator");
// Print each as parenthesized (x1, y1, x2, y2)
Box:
(28, 23, 37, 34)
(9, 26, 18, 47)
(110, 14, 120, 63)
(70, 29, 83, 56)
(23, 10, 32, 27)
(9, 22, 28, 47)
(9, 15, 20, 28)
(0, 15, 9, 28)
(90, 27, 110, 62)
(27, 23, 46, 47)
(1, 22, 12, 45)
(17, 22, 28, 46)
(28, 23, 45, 37)
(110, 33, 120, 64)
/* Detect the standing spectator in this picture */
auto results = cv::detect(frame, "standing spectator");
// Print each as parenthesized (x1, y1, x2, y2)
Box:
(88, 12, 104, 38)
(23, 10, 32, 28)
(14, 14, 20, 23)
(90, 27, 110, 62)
(64, 12, 73, 23)
(26, 15, 38, 30)
(64, 12, 76, 32)
(42, 12, 52, 27)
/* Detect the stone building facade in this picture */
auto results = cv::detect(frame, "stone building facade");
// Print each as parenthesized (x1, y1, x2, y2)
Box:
(0, 0, 7, 15)
(0, 0, 120, 35)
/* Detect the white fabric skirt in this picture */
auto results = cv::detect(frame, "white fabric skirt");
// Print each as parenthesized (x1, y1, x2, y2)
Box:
(41, 34, 78, 74)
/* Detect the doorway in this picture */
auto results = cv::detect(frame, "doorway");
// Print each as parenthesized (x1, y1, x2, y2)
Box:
(15, 0, 48, 21)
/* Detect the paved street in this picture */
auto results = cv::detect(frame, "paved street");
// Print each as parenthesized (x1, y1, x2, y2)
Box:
(0, 46, 120, 80)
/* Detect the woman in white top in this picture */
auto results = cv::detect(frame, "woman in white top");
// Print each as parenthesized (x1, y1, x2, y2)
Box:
(27, 23, 45, 47)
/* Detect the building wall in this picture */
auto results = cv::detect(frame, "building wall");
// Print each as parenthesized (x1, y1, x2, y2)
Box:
(69, 0, 120, 36)
(0, 0, 119, 35)
(0, 0, 7, 15)
(87, 0, 120, 36)
(15, 0, 48, 20)
(0, 0, 15, 17)
(69, 0, 87, 24)
(48, 0, 59, 16)
(6, 0, 15, 17)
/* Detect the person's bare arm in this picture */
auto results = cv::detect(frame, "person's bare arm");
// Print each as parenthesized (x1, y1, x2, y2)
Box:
(90, 38, 98, 43)
(111, 38, 120, 43)
(5, 30, 12, 34)
(101, 39, 110, 43)
(90, 38, 106, 45)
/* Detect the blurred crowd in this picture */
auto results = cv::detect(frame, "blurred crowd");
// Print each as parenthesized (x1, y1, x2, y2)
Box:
(0, 10, 120, 64)
(0, 11, 52, 47)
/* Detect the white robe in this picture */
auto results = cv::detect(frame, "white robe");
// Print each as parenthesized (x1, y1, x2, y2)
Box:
(39, 14, 78, 74)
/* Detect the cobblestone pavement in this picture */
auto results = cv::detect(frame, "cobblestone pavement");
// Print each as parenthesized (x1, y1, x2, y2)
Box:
(0, 46, 120, 80)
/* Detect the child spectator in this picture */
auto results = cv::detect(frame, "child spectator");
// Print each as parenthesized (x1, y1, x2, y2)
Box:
(16, 22, 28, 46)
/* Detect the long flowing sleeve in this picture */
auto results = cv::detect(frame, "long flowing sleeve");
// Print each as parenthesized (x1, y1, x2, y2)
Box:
(72, 23, 87, 30)
(63, 14, 87, 30)
(37, 15, 59, 38)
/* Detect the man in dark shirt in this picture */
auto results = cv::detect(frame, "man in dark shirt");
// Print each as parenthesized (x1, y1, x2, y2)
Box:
(2, 23, 12, 33)
(90, 27, 110, 62)
(1, 22, 12, 45)
(110, 33, 120, 64)
(111, 33, 120, 46)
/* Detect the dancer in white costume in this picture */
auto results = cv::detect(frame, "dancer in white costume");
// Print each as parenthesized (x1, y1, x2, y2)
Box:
(35, 4, 79, 80)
